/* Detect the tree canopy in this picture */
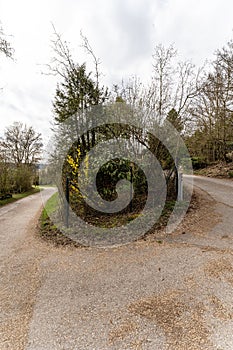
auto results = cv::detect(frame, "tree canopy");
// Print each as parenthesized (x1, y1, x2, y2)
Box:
(1, 122, 43, 165)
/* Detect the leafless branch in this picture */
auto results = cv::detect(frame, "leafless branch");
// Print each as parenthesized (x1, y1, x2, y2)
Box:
(80, 30, 101, 88)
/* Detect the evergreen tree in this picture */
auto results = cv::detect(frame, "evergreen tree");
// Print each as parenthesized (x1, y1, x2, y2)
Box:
(167, 108, 183, 133)
(53, 63, 108, 123)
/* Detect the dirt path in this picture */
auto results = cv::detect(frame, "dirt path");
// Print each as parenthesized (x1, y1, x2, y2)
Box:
(0, 189, 55, 350)
(1, 180, 233, 349)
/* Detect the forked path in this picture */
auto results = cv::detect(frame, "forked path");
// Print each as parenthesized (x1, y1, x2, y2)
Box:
(1, 179, 233, 350)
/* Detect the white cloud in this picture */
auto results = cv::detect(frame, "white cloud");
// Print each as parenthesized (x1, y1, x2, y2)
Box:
(0, 0, 232, 142)
(153, 0, 233, 64)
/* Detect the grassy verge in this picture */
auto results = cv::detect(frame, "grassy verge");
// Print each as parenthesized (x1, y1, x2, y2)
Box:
(39, 192, 81, 247)
(41, 192, 59, 219)
(39, 193, 189, 247)
(0, 187, 41, 206)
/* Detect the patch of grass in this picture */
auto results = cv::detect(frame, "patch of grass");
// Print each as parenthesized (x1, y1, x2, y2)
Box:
(0, 187, 41, 206)
(39, 193, 81, 247)
(44, 192, 59, 216)
(163, 200, 176, 211)
(127, 213, 140, 222)
(41, 192, 59, 224)
(38, 193, 194, 247)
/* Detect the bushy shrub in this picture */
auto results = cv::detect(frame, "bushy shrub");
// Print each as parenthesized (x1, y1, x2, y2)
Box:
(191, 157, 207, 170)
(13, 165, 33, 193)
(0, 161, 14, 195)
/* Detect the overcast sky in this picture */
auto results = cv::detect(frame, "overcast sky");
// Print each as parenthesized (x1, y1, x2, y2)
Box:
(0, 0, 233, 142)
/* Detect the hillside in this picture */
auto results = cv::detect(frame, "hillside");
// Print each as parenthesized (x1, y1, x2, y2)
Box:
(195, 161, 233, 179)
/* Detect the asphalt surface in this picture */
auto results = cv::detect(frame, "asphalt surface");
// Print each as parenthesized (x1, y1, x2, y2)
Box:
(0, 179, 233, 350)
(181, 175, 233, 250)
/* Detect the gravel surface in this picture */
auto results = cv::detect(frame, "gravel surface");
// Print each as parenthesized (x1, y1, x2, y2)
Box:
(1, 180, 233, 349)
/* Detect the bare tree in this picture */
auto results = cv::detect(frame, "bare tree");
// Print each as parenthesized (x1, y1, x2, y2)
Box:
(150, 44, 202, 129)
(1, 122, 43, 165)
(45, 25, 103, 87)
(45, 24, 75, 79)
(189, 40, 233, 162)
(151, 44, 177, 120)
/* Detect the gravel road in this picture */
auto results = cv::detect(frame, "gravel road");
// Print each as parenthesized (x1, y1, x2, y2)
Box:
(1, 180, 233, 350)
